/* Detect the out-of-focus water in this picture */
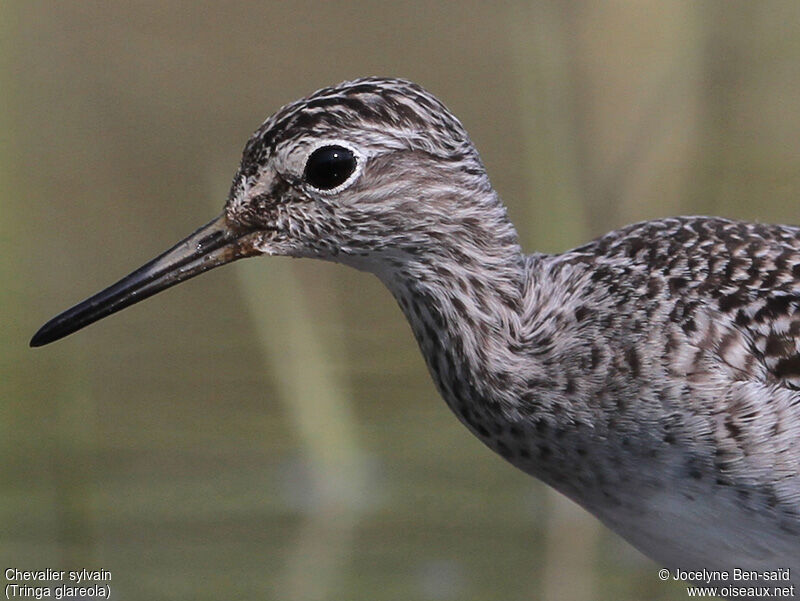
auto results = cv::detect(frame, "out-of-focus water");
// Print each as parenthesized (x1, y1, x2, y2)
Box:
(4, 3, 800, 599)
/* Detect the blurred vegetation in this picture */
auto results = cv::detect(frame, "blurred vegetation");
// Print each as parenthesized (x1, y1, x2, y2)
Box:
(4, 2, 800, 600)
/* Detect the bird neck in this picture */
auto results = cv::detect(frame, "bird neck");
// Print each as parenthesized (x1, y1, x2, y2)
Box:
(375, 208, 529, 432)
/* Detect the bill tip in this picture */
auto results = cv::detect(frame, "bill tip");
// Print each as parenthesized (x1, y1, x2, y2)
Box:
(30, 325, 57, 347)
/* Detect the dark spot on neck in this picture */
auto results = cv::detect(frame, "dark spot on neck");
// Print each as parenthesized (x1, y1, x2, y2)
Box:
(774, 355, 800, 378)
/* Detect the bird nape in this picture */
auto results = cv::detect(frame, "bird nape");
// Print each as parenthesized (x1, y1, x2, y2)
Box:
(31, 77, 799, 590)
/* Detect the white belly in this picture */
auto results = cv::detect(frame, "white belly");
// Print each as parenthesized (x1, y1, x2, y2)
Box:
(595, 485, 799, 590)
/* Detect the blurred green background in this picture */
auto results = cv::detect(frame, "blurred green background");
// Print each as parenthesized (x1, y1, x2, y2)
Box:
(3, 2, 800, 600)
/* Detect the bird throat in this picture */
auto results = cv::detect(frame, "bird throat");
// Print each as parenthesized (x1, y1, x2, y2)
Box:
(377, 241, 532, 453)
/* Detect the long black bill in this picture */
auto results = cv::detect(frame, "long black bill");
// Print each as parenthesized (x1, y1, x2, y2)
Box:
(30, 215, 262, 347)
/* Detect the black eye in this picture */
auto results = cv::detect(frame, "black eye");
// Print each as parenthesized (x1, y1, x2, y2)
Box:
(304, 145, 357, 191)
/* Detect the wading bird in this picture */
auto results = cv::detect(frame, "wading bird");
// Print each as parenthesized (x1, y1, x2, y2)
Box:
(32, 78, 799, 590)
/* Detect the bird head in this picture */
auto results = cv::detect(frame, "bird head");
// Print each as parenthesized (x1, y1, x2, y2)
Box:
(31, 77, 514, 347)
(225, 77, 493, 264)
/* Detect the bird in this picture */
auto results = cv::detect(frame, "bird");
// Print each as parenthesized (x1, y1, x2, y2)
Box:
(31, 77, 799, 591)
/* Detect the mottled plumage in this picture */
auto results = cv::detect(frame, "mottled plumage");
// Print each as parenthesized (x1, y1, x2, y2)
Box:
(32, 78, 800, 591)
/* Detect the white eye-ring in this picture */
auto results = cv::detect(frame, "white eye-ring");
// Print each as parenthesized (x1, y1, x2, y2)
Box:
(303, 140, 363, 194)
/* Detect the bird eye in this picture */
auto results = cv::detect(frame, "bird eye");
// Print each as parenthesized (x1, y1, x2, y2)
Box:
(304, 145, 357, 191)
